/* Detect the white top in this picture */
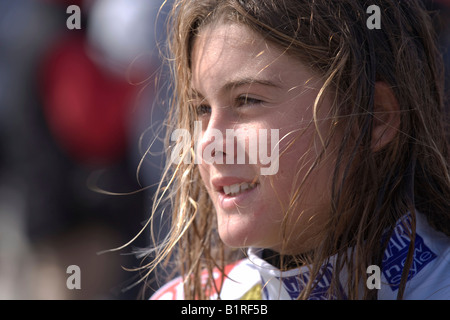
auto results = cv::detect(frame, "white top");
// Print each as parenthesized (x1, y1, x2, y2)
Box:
(151, 212, 450, 300)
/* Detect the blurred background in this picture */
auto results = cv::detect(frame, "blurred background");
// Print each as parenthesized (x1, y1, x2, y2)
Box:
(0, 0, 171, 299)
(0, 0, 448, 300)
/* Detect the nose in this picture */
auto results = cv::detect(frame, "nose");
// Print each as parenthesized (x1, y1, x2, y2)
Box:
(197, 111, 259, 166)
(197, 112, 231, 165)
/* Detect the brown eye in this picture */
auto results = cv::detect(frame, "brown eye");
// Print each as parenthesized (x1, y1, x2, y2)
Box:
(196, 104, 211, 116)
(236, 95, 263, 107)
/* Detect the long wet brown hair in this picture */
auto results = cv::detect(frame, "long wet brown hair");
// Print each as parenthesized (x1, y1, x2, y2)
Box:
(140, 0, 450, 299)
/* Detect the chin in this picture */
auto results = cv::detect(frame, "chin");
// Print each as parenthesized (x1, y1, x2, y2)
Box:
(217, 226, 252, 248)
(215, 205, 278, 249)
(218, 225, 274, 249)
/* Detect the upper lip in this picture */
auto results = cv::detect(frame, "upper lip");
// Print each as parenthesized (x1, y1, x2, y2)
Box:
(211, 176, 259, 192)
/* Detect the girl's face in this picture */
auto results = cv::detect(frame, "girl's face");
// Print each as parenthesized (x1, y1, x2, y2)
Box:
(191, 23, 338, 255)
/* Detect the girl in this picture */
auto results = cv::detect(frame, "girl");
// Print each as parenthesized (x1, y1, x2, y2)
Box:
(145, 0, 450, 299)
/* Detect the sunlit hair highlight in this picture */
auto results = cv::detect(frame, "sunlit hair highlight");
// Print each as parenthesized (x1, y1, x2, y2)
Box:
(140, 0, 450, 300)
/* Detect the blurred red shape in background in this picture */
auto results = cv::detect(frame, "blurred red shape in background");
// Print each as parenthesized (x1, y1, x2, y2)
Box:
(39, 35, 138, 166)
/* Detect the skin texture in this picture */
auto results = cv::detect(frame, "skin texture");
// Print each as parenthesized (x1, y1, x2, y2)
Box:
(192, 23, 340, 254)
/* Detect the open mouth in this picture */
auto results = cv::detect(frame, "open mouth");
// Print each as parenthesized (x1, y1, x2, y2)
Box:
(211, 176, 260, 209)
(216, 180, 260, 210)
(222, 182, 258, 197)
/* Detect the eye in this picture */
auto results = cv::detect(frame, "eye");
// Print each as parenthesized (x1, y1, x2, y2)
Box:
(196, 104, 211, 116)
(236, 95, 264, 107)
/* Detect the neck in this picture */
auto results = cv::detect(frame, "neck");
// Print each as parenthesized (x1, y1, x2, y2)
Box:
(262, 249, 307, 271)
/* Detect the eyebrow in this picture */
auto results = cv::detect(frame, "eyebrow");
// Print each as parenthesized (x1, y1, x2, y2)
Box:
(222, 77, 281, 92)
(192, 77, 281, 99)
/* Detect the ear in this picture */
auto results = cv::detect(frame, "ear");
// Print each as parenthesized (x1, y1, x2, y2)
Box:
(371, 82, 400, 151)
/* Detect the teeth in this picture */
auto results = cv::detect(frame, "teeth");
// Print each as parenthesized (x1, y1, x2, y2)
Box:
(223, 182, 257, 196)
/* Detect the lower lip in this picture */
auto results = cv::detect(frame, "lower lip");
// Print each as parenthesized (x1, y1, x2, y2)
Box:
(218, 185, 259, 210)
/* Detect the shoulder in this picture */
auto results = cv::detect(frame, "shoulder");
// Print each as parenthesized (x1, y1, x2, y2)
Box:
(150, 258, 261, 300)
(405, 212, 450, 299)
(150, 274, 184, 300)
(379, 212, 450, 299)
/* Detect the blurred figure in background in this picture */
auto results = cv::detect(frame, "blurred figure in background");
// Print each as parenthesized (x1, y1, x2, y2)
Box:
(0, 0, 168, 299)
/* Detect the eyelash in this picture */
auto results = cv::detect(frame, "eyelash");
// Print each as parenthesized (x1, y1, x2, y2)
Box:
(235, 95, 263, 107)
(196, 104, 211, 116)
(195, 95, 264, 116)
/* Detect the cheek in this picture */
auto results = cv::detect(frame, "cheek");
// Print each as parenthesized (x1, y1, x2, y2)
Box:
(198, 164, 211, 192)
(276, 129, 314, 179)
(270, 126, 332, 214)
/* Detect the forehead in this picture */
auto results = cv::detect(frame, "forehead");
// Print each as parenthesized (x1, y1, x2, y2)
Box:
(192, 23, 267, 58)
(190, 23, 305, 93)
